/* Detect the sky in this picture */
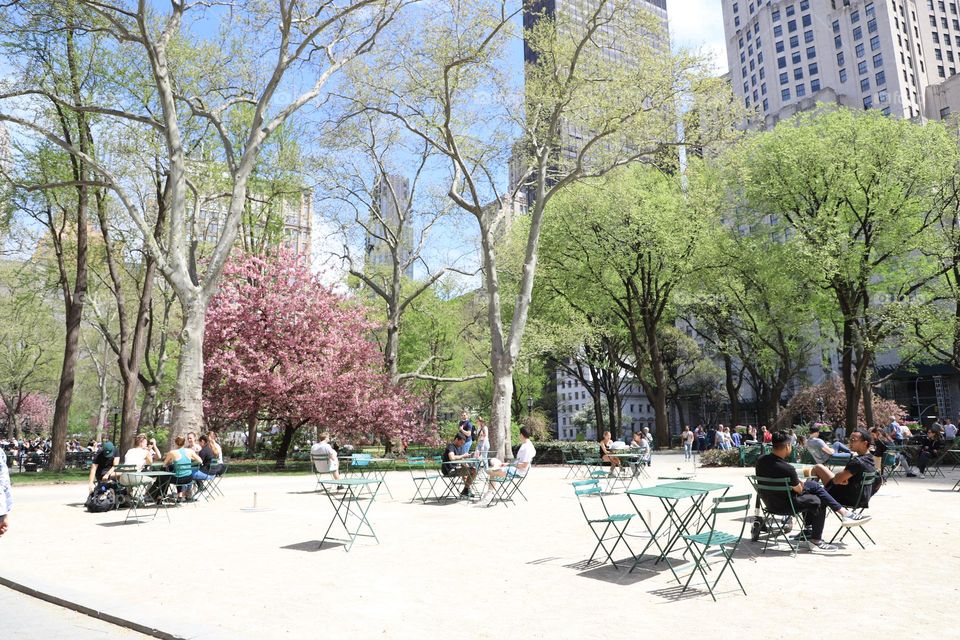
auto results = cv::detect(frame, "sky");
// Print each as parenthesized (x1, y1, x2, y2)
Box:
(668, 0, 728, 74)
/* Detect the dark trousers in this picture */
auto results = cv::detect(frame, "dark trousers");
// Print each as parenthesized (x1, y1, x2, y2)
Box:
(917, 452, 932, 474)
(792, 492, 826, 540)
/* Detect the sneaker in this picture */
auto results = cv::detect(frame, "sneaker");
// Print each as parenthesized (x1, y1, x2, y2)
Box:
(906, 473, 917, 478)
(807, 540, 838, 553)
(917, 474, 926, 479)
(841, 512, 872, 527)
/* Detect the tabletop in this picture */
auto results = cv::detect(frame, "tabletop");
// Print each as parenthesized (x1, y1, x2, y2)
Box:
(627, 485, 705, 500)
(128, 471, 174, 477)
(659, 480, 731, 492)
(318, 478, 382, 486)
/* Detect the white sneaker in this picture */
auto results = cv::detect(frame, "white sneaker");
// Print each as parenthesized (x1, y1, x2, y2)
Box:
(841, 512, 872, 527)
(807, 540, 838, 554)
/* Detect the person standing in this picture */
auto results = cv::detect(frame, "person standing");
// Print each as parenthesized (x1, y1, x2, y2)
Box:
(0, 448, 12, 537)
(457, 410, 475, 455)
(474, 417, 490, 463)
(681, 426, 693, 460)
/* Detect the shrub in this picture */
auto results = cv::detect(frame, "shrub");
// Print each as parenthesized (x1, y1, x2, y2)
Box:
(699, 448, 740, 467)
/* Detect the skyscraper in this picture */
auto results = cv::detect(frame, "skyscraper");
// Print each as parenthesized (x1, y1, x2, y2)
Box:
(365, 173, 415, 279)
(720, 0, 960, 127)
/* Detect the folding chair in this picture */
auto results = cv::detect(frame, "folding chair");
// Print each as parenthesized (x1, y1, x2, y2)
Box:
(485, 466, 527, 508)
(924, 445, 953, 478)
(311, 454, 338, 492)
(202, 463, 227, 501)
(747, 476, 809, 557)
(407, 456, 446, 503)
(881, 449, 905, 485)
(671, 494, 751, 601)
(572, 479, 636, 570)
(828, 470, 877, 549)
(562, 449, 582, 479)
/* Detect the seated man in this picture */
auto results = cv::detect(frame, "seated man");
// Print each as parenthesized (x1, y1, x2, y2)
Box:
(482, 427, 536, 503)
(756, 431, 866, 554)
(804, 428, 879, 512)
(310, 432, 341, 484)
(442, 433, 476, 498)
(198, 435, 226, 477)
(805, 425, 851, 465)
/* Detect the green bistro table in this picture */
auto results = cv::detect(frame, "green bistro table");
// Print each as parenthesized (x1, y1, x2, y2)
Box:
(122, 471, 174, 524)
(601, 452, 644, 493)
(625, 480, 731, 575)
(362, 458, 397, 499)
(317, 478, 383, 552)
(658, 481, 732, 535)
(440, 458, 482, 500)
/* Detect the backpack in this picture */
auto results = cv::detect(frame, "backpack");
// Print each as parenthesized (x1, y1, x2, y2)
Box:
(85, 481, 121, 513)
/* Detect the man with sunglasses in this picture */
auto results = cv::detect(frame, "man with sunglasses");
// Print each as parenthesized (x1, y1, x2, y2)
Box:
(805, 428, 879, 510)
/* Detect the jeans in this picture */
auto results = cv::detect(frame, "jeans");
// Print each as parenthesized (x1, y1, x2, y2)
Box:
(792, 492, 826, 540)
(802, 479, 844, 513)
(683, 442, 692, 460)
(833, 443, 852, 454)
(458, 439, 472, 456)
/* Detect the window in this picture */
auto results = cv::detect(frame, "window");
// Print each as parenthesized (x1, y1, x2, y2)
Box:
(802, 14, 812, 27)
(761, 81, 767, 94)
(778, 56, 787, 69)
(873, 53, 883, 67)
(809, 62, 819, 75)
(867, 18, 877, 34)
(878, 89, 888, 103)
(941, 106, 952, 119)
(865, 2, 875, 16)
(792, 51, 801, 64)
(779, 71, 789, 84)
(781, 88, 791, 100)
(762, 98, 769, 111)
(800, 0, 809, 9)
(856, 43, 865, 57)
(840, 68, 848, 82)
(870, 35, 880, 51)
(807, 46, 816, 59)
(804, 30, 814, 43)
(796, 83, 806, 97)
(774, 24, 783, 37)
(851, 9, 860, 23)
(759, 67, 765, 79)
(786, 4, 795, 16)
(811, 78, 821, 91)
(854, 26, 863, 41)
(939, 64, 947, 77)
(772, 8, 781, 21)
(776, 40, 785, 53)
(951, 51, 956, 63)
(881, 106, 891, 116)
(837, 51, 845, 65)
(863, 95, 873, 109)
(790, 35, 799, 48)
(794, 67, 804, 80)
(858, 61, 868, 75)
(788, 19, 797, 33)
(832, 19, 840, 33)
(860, 77, 871, 91)
(835, 35, 842, 48)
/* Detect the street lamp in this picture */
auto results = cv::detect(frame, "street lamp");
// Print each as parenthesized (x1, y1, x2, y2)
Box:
(816, 397, 825, 423)
(527, 394, 533, 417)
(111, 406, 120, 445)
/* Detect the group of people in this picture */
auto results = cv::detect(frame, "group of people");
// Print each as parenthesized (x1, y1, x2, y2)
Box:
(686, 424, 773, 454)
(871, 416, 956, 479)
(598, 429, 652, 474)
(87, 431, 226, 504)
(441, 420, 535, 505)
(756, 429, 875, 553)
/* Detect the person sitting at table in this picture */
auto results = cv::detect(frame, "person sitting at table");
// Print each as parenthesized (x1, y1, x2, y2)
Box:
(802, 428, 878, 514)
(914, 428, 944, 479)
(755, 431, 866, 554)
(442, 433, 476, 498)
(87, 439, 119, 495)
(186, 431, 202, 453)
(804, 425, 851, 465)
(162, 436, 206, 500)
(123, 434, 154, 471)
(310, 432, 341, 483)
(631, 430, 651, 465)
(207, 430, 224, 465)
(599, 431, 620, 476)
(198, 435, 226, 477)
(481, 427, 536, 504)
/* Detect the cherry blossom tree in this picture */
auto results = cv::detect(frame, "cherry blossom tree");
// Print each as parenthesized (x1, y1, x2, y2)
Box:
(0, 393, 54, 438)
(203, 252, 426, 467)
(778, 378, 907, 431)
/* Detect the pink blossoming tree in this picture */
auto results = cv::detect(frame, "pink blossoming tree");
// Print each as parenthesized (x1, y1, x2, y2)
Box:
(0, 393, 54, 438)
(203, 252, 426, 467)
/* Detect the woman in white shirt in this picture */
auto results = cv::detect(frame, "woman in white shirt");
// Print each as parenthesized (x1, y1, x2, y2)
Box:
(123, 434, 154, 470)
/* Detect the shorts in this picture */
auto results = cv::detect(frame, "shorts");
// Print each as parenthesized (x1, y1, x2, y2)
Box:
(449, 466, 472, 478)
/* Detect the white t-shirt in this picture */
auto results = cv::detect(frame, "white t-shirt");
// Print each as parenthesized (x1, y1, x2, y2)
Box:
(310, 442, 338, 472)
(514, 440, 536, 477)
(123, 447, 149, 470)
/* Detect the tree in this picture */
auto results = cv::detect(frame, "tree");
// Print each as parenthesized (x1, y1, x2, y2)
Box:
(203, 252, 426, 468)
(779, 378, 907, 431)
(0, 0, 409, 445)
(540, 162, 721, 446)
(733, 108, 957, 431)
(349, 0, 738, 457)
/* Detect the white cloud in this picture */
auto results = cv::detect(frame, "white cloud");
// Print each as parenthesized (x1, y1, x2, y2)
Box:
(668, 0, 729, 75)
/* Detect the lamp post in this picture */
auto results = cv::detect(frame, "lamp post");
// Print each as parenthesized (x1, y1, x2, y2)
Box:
(111, 406, 119, 445)
(527, 394, 533, 417)
(816, 397, 825, 424)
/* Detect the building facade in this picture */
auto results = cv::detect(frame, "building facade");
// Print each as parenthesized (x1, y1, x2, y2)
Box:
(365, 173, 414, 279)
(555, 366, 664, 442)
(194, 189, 313, 259)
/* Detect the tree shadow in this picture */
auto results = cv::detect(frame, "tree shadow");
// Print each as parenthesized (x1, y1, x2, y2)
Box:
(280, 539, 346, 552)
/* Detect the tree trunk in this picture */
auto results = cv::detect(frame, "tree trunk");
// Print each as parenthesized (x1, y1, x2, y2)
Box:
(169, 300, 206, 448)
(652, 392, 669, 450)
(118, 375, 139, 456)
(723, 355, 742, 426)
(861, 381, 875, 430)
(274, 424, 298, 470)
(138, 383, 158, 432)
(50, 295, 83, 470)
(246, 413, 259, 456)
(489, 360, 514, 460)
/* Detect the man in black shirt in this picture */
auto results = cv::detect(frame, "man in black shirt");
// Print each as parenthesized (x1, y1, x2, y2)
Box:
(87, 441, 119, 494)
(806, 429, 879, 508)
(756, 431, 868, 553)
(442, 433, 476, 497)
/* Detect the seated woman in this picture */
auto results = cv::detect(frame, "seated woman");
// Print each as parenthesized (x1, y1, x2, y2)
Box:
(162, 436, 208, 500)
(123, 434, 154, 471)
(599, 431, 620, 476)
(915, 429, 943, 479)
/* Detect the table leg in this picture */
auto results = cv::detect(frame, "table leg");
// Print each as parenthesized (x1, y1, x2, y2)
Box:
(319, 483, 382, 552)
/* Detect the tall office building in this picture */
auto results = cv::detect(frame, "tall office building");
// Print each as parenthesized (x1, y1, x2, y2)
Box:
(194, 188, 313, 259)
(365, 173, 415, 279)
(720, 0, 960, 127)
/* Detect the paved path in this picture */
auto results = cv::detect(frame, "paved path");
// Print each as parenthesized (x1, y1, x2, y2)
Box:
(0, 585, 150, 639)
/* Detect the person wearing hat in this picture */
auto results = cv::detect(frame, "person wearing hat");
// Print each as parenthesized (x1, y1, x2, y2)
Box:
(87, 440, 119, 493)
(804, 425, 851, 466)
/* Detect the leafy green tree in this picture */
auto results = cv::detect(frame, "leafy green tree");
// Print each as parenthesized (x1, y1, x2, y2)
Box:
(732, 108, 957, 430)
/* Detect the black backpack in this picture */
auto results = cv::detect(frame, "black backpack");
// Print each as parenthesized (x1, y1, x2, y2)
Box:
(85, 481, 121, 512)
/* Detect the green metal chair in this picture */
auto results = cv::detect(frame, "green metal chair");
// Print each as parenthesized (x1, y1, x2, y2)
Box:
(671, 494, 751, 601)
(827, 470, 877, 549)
(485, 465, 527, 508)
(311, 453, 339, 492)
(562, 449, 582, 479)
(747, 476, 808, 557)
(572, 479, 636, 570)
(407, 456, 445, 503)
(172, 460, 194, 500)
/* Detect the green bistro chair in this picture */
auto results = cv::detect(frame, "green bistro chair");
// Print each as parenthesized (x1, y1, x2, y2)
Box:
(406, 456, 445, 503)
(671, 494, 752, 601)
(311, 453, 338, 492)
(827, 470, 877, 549)
(172, 460, 194, 500)
(747, 476, 808, 557)
(572, 479, 636, 570)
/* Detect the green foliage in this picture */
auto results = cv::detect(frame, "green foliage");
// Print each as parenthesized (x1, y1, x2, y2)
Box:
(698, 448, 740, 467)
